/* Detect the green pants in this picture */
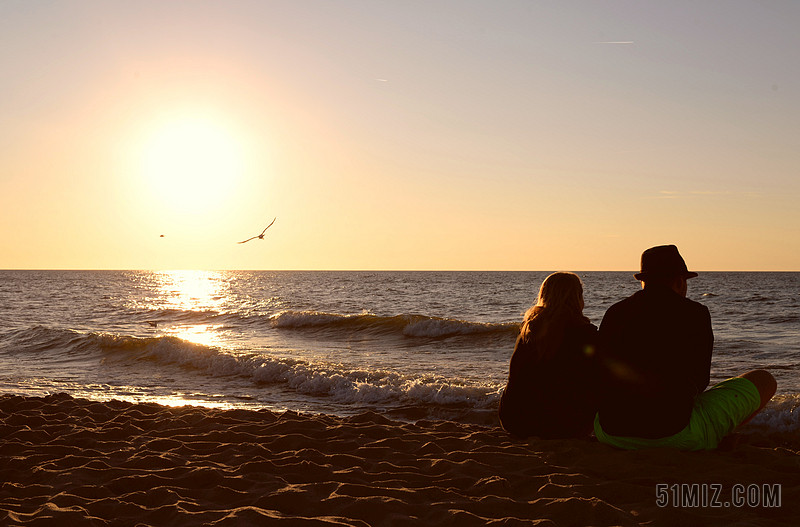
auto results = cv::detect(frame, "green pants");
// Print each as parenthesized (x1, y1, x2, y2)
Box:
(594, 377, 761, 451)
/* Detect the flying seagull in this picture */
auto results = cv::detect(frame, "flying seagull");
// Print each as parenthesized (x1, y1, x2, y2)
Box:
(238, 217, 276, 244)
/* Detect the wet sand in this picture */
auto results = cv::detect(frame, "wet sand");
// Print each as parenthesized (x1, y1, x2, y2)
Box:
(1, 393, 798, 526)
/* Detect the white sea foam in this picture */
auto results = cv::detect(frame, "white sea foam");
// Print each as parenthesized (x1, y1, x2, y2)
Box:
(3, 271, 798, 434)
(750, 394, 800, 432)
(98, 332, 800, 434)
(104, 333, 503, 410)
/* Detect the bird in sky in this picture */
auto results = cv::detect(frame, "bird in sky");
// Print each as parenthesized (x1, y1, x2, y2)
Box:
(238, 217, 276, 244)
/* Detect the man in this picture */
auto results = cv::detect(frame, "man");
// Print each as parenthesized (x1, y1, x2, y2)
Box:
(595, 245, 776, 450)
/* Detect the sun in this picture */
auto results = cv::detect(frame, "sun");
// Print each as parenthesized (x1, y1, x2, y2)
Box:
(138, 114, 245, 214)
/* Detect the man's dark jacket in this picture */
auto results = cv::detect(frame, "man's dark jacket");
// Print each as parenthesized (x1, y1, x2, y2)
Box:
(597, 284, 713, 438)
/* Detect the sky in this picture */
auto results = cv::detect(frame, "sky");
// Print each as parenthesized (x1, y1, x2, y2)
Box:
(1, 0, 798, 271)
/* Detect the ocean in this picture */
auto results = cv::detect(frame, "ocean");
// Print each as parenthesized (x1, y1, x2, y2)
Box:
(1, 270, 797, 435)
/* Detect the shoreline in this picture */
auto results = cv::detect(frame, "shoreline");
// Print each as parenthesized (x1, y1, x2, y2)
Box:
(2, 393, 799, 526)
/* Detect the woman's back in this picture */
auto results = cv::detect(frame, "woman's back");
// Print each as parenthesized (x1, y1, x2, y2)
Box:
(499, 318, 598, 439)
(498, 272, 598, 440)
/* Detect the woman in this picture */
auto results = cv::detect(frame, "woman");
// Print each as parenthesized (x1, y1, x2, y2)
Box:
(499, 272, 598, 439)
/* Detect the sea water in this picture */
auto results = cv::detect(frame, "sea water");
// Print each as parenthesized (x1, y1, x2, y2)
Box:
(0, 270, 797, 433)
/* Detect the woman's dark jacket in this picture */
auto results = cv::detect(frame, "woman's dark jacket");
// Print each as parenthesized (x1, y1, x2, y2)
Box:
(499, 319, 598, 439)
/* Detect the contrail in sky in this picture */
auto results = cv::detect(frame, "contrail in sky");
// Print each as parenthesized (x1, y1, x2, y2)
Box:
(595, 41, 634, 44)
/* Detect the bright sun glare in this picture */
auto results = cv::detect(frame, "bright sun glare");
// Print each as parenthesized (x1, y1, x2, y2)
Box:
(139, 115, 245, 214)
(156, 270, 227, 347)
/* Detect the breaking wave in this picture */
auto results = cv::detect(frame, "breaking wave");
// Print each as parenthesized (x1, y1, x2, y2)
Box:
(1, 327, 503, 415)
(4, 325, 799, 433)
(269, 310, 519, 339)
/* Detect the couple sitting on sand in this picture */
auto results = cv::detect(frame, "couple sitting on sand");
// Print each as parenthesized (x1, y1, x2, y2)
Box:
(498, 244, 777, 450)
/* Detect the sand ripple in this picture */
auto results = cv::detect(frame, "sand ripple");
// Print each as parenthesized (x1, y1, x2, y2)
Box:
(1, 394, 798, 526)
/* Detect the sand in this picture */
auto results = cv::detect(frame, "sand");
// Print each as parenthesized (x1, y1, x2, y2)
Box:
(1, 394, 798, 526)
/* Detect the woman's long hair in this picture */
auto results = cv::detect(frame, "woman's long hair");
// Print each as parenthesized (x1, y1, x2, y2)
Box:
(520, 272, 589, 360)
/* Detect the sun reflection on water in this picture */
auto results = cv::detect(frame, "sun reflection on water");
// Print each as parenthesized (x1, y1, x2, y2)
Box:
(156, 270, 228, 312)
(152, 270, 231, 346)
(171, 324, 224, 347)
(141, 394, 235, 409)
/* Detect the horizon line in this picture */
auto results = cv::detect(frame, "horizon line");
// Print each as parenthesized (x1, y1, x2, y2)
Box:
(1, 268, 797, 273)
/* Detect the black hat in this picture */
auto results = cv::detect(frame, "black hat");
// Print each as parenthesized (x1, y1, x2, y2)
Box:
(634, 245, 698, 281)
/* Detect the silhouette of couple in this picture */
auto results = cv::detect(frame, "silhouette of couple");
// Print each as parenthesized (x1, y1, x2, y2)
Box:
(499, 245, 777, 450)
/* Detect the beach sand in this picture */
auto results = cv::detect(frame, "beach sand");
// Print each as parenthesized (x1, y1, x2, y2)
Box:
(1, 394, 798, 526)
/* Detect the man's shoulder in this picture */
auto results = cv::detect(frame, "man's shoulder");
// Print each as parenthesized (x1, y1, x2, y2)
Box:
(606, 290, 644, 311)
(604, 289, 709, 317)
(680, 295, 711, 317)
